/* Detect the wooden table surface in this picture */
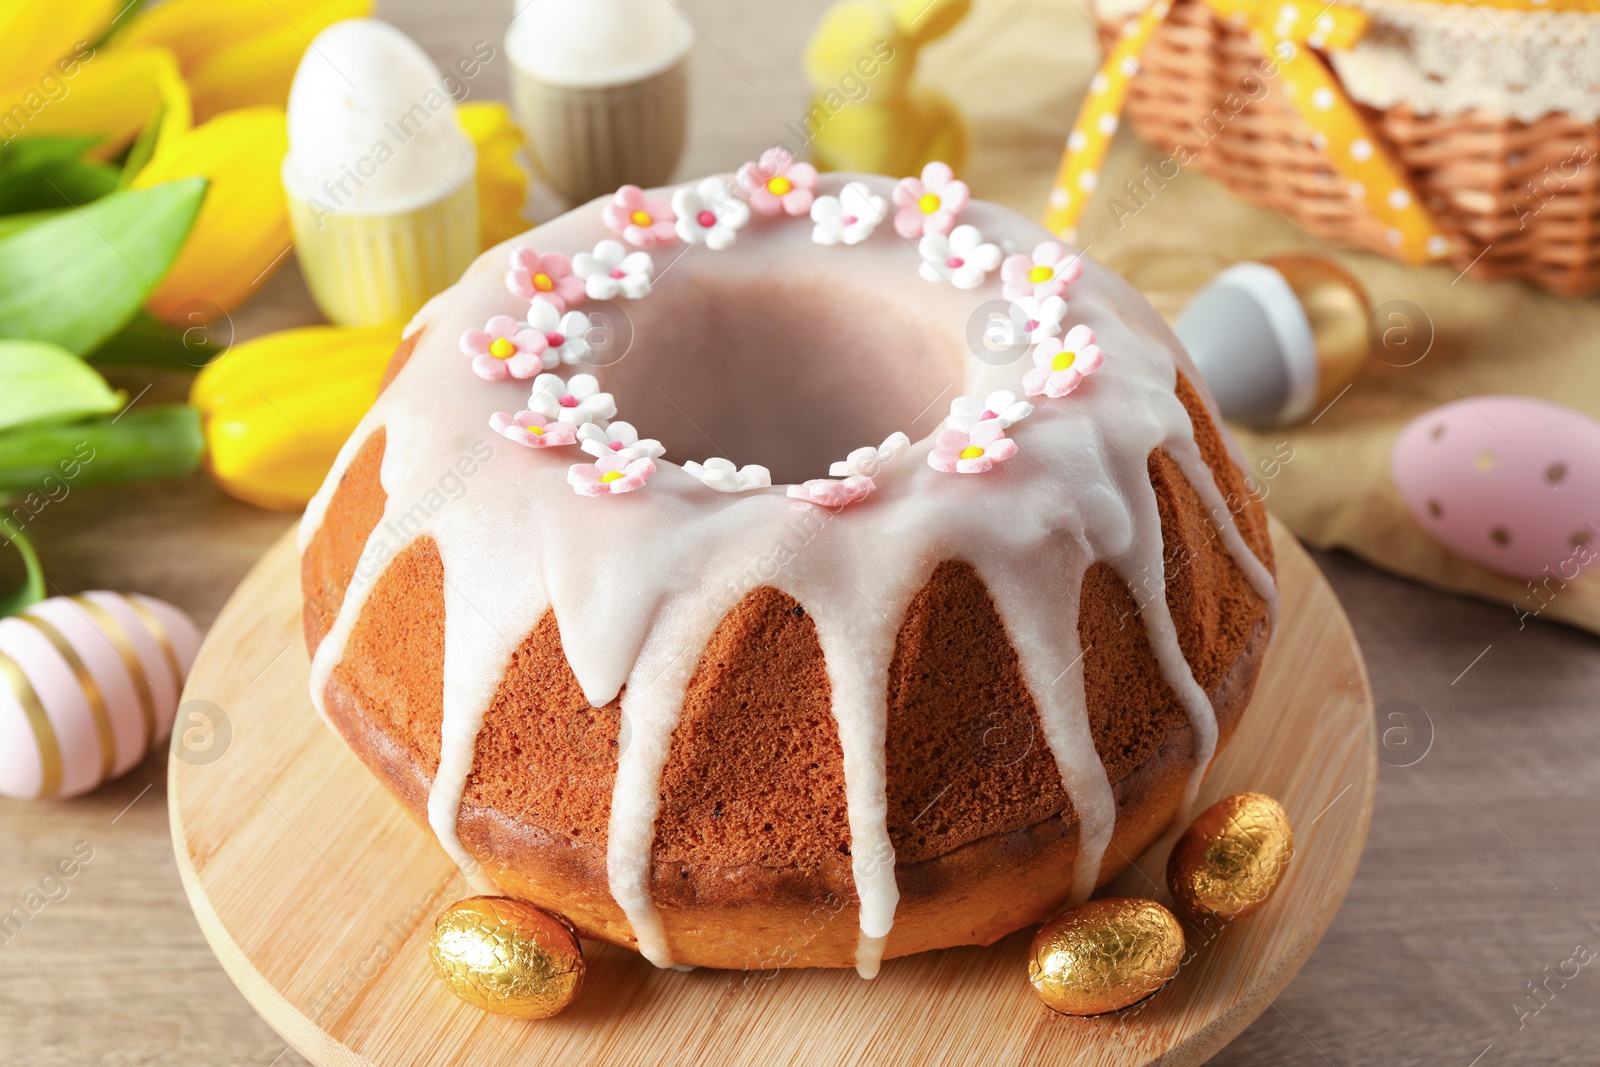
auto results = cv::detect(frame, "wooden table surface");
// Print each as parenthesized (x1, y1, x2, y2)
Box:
(3, 2, 1597, 1065)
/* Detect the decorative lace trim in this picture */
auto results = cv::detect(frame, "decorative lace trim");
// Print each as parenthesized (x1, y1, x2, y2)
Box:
(1088, 0, 1600, 121)
(1333, 0, 1600, 121)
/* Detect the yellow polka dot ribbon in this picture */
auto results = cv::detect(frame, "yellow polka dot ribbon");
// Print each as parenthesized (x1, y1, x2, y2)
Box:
(1042, 0, 1457, 264)
(1043, 0, 1171, 242)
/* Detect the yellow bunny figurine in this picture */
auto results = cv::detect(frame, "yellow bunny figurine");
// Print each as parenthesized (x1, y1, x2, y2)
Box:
(799, 0, 970, 177)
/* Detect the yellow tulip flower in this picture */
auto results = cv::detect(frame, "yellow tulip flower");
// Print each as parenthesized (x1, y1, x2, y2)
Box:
(131, 107, 292, 321)
(457, 101, 532, 248)
(0, 0, 121, 101)
(192, 323, 399, 510)
(0, 46, 191, 161)
(118, 0, 372, 123)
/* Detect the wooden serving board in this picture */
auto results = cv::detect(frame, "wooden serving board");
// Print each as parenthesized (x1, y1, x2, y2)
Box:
(169, 517, 1374, 1067)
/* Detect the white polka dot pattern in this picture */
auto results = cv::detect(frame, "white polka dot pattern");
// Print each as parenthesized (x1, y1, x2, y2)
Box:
(1043, 0, 1457, 265)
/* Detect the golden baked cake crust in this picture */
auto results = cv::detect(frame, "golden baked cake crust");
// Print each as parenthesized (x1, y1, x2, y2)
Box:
(300, 172, 1279, 974)
(303, 341, 1273, 968)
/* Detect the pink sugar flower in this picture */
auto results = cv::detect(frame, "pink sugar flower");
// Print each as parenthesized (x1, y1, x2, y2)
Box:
(601, 184, 679, 247)
(1023, 324, 1104, 399)
(461, 315, 549, 381)
(785, 475, 876, 508)
(928, 421, 1018, 475)
(489, 409, 580, 449)
(506, 247, 585, 312)
(568, 453, 656, 496)
(737, 147, 819, 217)
(1001, 241, 1085, 300)
(892, 161, 969, 238)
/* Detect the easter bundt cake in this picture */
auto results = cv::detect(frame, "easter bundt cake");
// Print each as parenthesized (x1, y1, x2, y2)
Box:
(299, 161, 1277, 975)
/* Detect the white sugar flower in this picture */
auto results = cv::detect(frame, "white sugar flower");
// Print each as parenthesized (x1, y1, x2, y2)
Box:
(810, 181, 889, 246)
(948, 391, 1034, 432)
(1008, 294, 1070, 343)
(527, 298, 595, 366)
(527, 372, 616, 426)
(917, 225, 1002, 289)
(828, 431, 910, 478)
(683, 457, 773, 493)
(578, 420, 664, 461)
(672, 177, 750, 250)
(572, 239, 655, 300)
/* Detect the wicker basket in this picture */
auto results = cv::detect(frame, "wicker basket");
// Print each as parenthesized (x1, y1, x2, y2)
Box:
(1109, 0, 1600, 294)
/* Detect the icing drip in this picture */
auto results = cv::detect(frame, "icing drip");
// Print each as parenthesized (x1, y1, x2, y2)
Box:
(305, 407, 395, 728)
(607, 592, 738, 968)
(298, 174, 1277, 978)
(975, 547, 1113, 907)
(786, 553, 924, 979)
(428, 514, 550, 874)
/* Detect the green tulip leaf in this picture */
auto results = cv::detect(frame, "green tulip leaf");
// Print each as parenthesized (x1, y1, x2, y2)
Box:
(0, 517, 45, 618)
(0, 136, 119, 215)
(95, 0, 148, 47)
(0, 177, 207, 356)
(117, 104, 165, 189)
(0, 404, 203, 496)
(0, 209, 59, 241)
(0, 339, 123, 433)
(90, 310, 224, 372)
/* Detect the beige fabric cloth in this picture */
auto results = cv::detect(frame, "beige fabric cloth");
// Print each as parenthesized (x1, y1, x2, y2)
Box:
(917, 0, 1600, 632)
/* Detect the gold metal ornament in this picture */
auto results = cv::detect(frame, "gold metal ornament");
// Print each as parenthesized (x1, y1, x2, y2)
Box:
(1028, 897, 1185, 1016)
(1167, 792, 1294, 923)
(1260, 254, 1371, 410)
(429, 896, 584, 1019)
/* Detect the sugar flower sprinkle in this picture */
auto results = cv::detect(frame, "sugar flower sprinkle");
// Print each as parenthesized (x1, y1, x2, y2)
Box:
(489, 409, 579, 449)
(892, 161, 969, 238)
(527, 372, 616, 426)
(572, 240, 655, 300)
(602, 185, 678, 247)
(1023, 324, 1104, 399)
(462, 315, 549, 381)
(928, 421, 1018, 474)
(506, 248, 585, 313)
(737, 147, 819, 217)
(578, 421, 664, 461)
(810, 181, 888, 246)
(683, 458, 773, 492)
(673, 177, 751, 250)
(569, 454, 656, 496)
(1001, 241, 1084, 301)
(918, 225, 1002, 289)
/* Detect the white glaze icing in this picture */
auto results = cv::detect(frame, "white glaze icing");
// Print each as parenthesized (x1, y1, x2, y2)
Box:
(300, 173, 1277, 978)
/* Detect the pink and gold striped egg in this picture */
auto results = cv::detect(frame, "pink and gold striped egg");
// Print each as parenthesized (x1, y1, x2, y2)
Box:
(0, 592, 200, 799)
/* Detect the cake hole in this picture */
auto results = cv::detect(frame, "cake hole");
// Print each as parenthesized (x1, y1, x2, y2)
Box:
(1475, 449, 1496, 472)
(1573, 530, 1593, 548)
(1490, 526, 1511, 547)
(1546, 461, 1567, 484)
(1430, 422, 1446, 441)
(1427, 498, 1444, 519)
(594, 272, 969, 483)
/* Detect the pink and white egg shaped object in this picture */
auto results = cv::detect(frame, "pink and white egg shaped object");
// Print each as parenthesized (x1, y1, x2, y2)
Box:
(1392, 396, 1600, 582)
(0, 592, 200, 799)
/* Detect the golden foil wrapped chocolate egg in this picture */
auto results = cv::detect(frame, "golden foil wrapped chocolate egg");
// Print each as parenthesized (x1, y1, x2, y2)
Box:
(430, 896, 584, 1019)
(1167, 792, 1294, 923)
(1028, 898, 1185, 1015)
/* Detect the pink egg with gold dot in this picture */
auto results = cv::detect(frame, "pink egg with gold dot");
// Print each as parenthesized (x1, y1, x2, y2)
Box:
(1392, 396, 1600, 581)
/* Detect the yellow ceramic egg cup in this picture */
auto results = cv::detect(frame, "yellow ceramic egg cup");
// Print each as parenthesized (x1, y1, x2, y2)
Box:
(288, 186, 481, 328)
